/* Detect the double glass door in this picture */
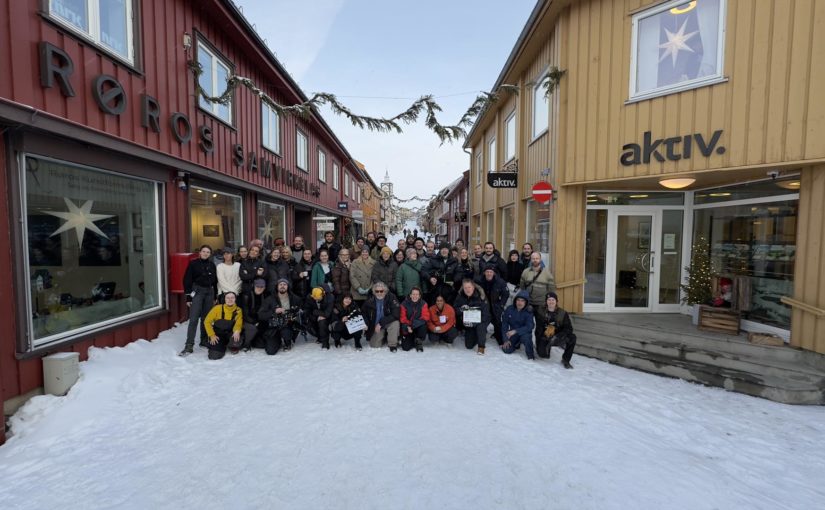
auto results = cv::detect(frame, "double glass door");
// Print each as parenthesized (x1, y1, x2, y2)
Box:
(585, 208, 684, 312)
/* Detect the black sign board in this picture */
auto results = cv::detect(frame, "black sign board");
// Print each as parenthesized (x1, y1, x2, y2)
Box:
(337, 201, 348, 210)
(487, 173, 518, 189)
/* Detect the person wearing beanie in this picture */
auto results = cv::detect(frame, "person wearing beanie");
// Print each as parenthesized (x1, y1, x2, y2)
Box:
(453, 278, 491, 355)
(370, 235, 388, 260)
(536, 291, 576, 369)
(258, 278, 303, 354)
(501, 290, 536, 360)
(371, 247, 399, 296)
(304, 285, 334, 349)
(180, 245, 218, 356)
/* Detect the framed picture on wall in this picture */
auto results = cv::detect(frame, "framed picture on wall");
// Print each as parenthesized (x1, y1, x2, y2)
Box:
(638, 222, 651, 250)
(203, 225, 220, 237)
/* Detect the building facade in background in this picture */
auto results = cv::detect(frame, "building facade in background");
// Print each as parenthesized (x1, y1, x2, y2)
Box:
(0, 0, 378, 434)
(466, 0, 825, 353)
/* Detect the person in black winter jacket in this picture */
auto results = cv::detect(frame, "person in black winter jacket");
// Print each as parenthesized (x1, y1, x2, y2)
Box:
(535, 292, 576, 369)
(330, 293, 364, 350)
(259, 279, 304, 354)
(477, 242, 507, 277)
(453, 278, 491, 355)
(265, 247, 294, 294)
(239, 245, 267, 295)
(424, 271, 455, 307)
(304, 285, 335, 349)
(292, 249, 314, 301)
(427, 245, 458, 288)
(475, 267, 509, 345)
(452, 248, 477, 292)
(316, 231, 342, 263)
(361, 281, 401, 351)
(180, 245, 218, 356)
(240, 278, 269, 350)
(505, 249, 525, 288)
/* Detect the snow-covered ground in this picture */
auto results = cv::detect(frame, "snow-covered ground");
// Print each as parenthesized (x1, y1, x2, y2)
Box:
(2, 320, 825, 510)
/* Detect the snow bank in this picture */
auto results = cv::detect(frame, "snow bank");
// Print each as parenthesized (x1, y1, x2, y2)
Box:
(1, 322, 824, 510)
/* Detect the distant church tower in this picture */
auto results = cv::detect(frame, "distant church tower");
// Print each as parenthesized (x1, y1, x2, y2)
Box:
(381, 170, 393, 197)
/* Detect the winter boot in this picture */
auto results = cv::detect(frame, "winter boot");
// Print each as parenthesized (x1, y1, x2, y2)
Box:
(390, 346, 397, 352)
(477, 346, 485, 355)
(562, 360, 573, 369)
(178, 346, 194, 357)
(334, 339, 342, 348)
(208, 349, 225, 360)
(354, 340, 363, 351)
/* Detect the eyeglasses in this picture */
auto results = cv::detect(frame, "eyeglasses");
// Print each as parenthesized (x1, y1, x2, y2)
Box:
(374, 290, 386, 294)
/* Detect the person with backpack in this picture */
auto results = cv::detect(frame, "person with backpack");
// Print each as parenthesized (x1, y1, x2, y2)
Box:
(501, 291, 536, 360)
(536, 292, 576, 369)
(519, 251, 556, 310)
(202, 291, 243, 360)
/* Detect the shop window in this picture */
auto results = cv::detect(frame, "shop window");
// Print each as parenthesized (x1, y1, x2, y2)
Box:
(189, 186, 243, 251)
(262, 102, 280, 154)
(693, 199, 797, 329)
(485, 211, 495, 243)
(48, 0, 135, 63)
(504, 112, 516, 162)
(584, 209, 608, 304)
(24, 156, 161, 349)
(501, 207, 516, 252)
(197, 41, 232, 124)
(532, 74, 549, 139)
(333, 163, 339, 190)
(526, 199, 551, 262)
(256, 200, 286, 252)
(296, 130, 308, 171)
(631, 0, 726, 100)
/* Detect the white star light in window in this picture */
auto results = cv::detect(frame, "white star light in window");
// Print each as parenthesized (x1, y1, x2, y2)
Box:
(260, 219, 274, 241)
(659, 18, 698, 67)
(45, 198, 115, 246)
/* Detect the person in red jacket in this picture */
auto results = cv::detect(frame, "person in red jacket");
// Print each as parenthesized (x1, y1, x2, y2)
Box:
(427, 294, 458, 345)
(400, 287, 430, 352)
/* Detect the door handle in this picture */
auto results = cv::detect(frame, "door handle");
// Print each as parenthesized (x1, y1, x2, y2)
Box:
(649, 251, 655, 274)
(640, 252, 650, 272)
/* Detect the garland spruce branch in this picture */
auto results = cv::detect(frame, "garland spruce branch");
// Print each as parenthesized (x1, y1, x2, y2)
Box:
(188, 61, 552, 144)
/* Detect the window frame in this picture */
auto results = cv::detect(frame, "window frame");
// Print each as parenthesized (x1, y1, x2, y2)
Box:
(318, 148, 327, 183)
(196, 38, 234, 126)
(296, 130, 308, 172)
(487, 137, 497, 173)
(531, 72, 550, 141)
(46, 0, 138, 66)
(475, 151, 482, 187)
(628, 0, 728, 103)
(261, 102, 281, 155)
(504, 110, 517, 163)
(344, 173, 350, 197)
(332, 162, 340, 190)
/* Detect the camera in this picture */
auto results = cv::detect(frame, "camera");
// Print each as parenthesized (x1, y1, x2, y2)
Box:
(767, 170, 780, 180)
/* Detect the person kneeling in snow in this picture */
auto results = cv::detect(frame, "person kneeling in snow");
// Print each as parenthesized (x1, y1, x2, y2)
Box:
(427, 294, 458, 345)
(259, 278, 303, 355)
(203, 291, 243, 360)
(501, 291, 536, 360)
(536, 292, 576, 369)
(400, 287, 430, 352)
(330, 293, 365, 350)
(305, 285, 334, 349)
(361, 281, 401, 351)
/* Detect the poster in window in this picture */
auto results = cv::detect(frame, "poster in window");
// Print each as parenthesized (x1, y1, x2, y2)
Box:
(79, 217, 122, 266)
(27, 215, 63, 266)
(202, 225, 220, 237)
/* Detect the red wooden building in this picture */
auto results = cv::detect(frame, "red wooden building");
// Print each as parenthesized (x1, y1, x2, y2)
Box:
(0, 0, 367, 443)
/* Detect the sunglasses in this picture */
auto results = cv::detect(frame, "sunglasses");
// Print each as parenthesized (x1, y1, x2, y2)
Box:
(374, 290, 386, 294)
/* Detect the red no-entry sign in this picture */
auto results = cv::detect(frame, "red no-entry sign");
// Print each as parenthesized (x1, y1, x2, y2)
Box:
(532, 181, 553, 203)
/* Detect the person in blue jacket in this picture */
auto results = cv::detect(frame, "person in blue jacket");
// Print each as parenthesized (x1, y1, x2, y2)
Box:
(501, 290, 536, 360)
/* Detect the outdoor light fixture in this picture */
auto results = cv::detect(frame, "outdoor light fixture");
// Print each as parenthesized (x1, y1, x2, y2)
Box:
(182, 33, 192, 51)
(775, 180, 801, 190)
(659, 177, 696, 189)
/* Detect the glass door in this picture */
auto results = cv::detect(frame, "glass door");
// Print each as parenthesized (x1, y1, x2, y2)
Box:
(613, 213, 655, 310)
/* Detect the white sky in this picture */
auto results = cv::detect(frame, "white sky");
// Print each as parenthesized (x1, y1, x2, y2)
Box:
(233, 0, 536, 204)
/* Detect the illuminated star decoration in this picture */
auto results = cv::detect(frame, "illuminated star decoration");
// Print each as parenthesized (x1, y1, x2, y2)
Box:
(260, 218, 274, 242)
(659, 18, 698, 67)
(45, 198, 115, 246)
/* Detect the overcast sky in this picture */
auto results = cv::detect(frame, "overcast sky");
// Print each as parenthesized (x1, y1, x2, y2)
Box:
(233, 0, 536, 205)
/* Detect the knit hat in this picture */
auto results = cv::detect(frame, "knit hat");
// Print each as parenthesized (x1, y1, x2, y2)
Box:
(546, 291, 559, 302)
(253, 278, 266, 288)
(277, 278, 289, 286)
(311, 287, 325, 301)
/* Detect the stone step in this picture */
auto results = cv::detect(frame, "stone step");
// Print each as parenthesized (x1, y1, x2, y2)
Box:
(573, 316, 825, 405)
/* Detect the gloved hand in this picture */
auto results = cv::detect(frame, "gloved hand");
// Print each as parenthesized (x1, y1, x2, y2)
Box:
(358, 287, 368, 295)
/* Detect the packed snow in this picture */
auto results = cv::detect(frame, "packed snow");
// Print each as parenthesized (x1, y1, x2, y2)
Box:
(1, 321, 825, 510)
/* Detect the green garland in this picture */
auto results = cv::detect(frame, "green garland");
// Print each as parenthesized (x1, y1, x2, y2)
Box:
(542, 67, 566, 98)
(188, 60, 541, 144)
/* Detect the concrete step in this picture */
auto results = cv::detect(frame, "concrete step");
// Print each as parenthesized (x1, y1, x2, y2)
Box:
(573, 315, 825, 405)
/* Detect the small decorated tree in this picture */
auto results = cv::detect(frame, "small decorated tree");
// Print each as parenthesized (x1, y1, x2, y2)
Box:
(681, 237, 713, 305)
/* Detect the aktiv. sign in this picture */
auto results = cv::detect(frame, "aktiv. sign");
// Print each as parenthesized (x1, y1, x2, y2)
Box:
(620, 130, 725, 166)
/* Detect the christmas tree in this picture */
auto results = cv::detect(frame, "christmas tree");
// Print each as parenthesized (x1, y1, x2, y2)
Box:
(681, 237, 713, 305)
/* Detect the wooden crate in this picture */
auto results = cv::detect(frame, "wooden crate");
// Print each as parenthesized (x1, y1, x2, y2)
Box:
(748, 332, 785, 346)
(697, 305, 740, 335)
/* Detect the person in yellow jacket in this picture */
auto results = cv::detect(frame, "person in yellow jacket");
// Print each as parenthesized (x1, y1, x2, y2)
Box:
(203, 291, 244, 360)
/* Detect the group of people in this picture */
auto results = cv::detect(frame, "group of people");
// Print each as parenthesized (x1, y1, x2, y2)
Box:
(180, 231, 576, 369)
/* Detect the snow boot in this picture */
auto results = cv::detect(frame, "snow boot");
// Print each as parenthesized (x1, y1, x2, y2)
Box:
(390, 346, 397, 352)
(354, 340, 363, 351)
(178, 346, 193, 357)
(477, 346, 485, 355)
(334, 339, 342, 348)
(562, 360, 573, 369)
(208, 349, 225, 360)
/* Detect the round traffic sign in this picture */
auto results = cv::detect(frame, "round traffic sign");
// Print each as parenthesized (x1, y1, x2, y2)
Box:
(532, 181, 553, 203)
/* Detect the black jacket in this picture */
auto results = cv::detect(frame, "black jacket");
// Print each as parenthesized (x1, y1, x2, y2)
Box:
(260, 292, 304, 323)
(427, 255, 458, 284)
(536, 306, 574, 339)
(240, 290, 270, 324)
(239, 257, 266, 291)
(266, 258, 295, 294)
(304, 292, 334, 321)
(331, 301, 362, 328)
(505, 259, 525, 287)
(477, 253, 507, 277)
(292, 257, 315, 298)
(183, 257, 217, 301)
(362, 293, 401, 330)
(453, 288, 491, 325)
(452, 259, 477, 288)
(475, 274, 509, 316)
(316, 242, 342, 263)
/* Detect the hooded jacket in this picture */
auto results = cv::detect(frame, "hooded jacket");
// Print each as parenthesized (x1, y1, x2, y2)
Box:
(502, 291, 535, 337)
(396, 258, 423, 299)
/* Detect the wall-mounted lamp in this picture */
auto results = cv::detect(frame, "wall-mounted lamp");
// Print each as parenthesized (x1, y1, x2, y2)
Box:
(182, 33, 192, 52)
(659, 177, 696, 189)
(176, 170, 189, 191)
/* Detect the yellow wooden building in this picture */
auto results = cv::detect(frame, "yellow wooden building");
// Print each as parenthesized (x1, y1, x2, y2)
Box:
(466, 0, 825, 354)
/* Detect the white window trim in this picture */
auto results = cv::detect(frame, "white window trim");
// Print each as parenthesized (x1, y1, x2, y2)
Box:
(197, 42, 233, 124)
(318, 148, 327, 183)
(487, 138, 497, 173)
(504, 111, 517, 163)
(332, 163, 339, 190)
(261, 102, 280, 154)
(628, 0, 727, 102)
(296, 130, 308, 172)
(475, 151, 482, 187)
(48, 0, 135, 64)
(531, 70, 550, 142)
(345, 173, 350, 197)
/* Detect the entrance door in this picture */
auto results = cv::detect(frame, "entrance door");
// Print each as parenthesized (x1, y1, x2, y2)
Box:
(613, 213, 656, 310)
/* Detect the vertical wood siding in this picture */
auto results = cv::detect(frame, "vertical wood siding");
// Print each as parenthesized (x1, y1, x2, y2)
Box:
(560, 0, 825, 185)
(792, 165, 825, 353)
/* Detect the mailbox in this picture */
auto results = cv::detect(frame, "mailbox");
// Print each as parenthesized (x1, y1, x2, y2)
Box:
(169, 252, 198, 293)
